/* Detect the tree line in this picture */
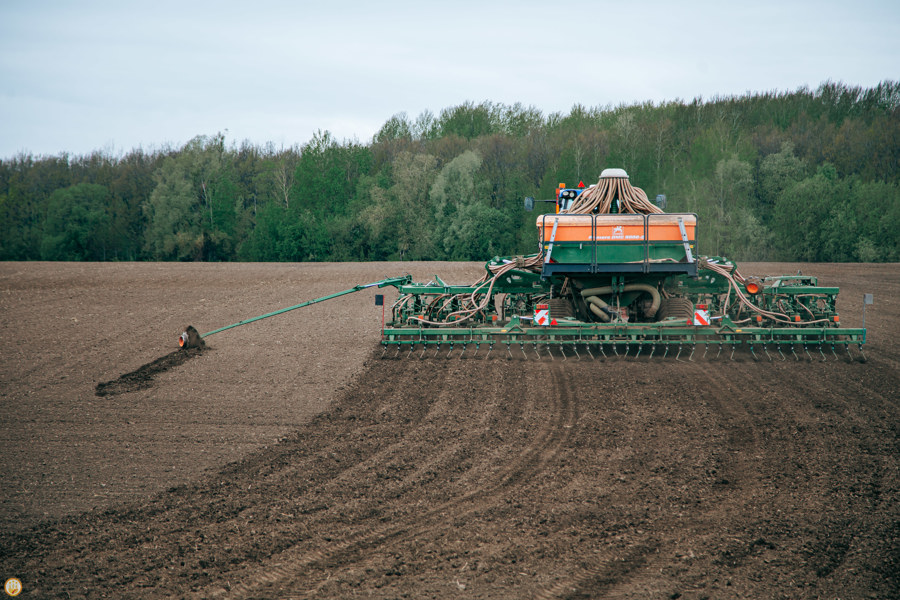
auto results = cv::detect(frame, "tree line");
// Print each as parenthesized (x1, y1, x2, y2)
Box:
(1, 80, 898, 263)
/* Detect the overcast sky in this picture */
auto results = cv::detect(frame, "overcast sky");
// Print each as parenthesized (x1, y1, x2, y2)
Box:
(1, 0, 898, 158)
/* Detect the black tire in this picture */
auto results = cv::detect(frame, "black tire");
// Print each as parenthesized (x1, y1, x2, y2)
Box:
(656, 297, 693, 322)
(548, 298, 575, 320)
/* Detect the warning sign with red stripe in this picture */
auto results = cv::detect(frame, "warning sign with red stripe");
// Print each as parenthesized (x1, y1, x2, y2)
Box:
(534, 303, 549, 326)
(693, 308, 710, 326)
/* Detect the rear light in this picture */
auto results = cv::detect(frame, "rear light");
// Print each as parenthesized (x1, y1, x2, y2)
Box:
(833, 315, 840, 323)
(794, 315, 801, 322)
(744, 277, 762, 295)
(756, 315, 763, 323)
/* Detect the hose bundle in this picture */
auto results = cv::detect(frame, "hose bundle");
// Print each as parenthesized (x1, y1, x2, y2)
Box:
(565, 169, 662, 215)
(399, 254, 544, 327)
(700, 258, 832, 326)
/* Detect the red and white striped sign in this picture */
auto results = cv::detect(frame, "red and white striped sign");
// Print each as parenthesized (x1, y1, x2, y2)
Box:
(535, 304, 549, 326)
(693, 308, 710, 326)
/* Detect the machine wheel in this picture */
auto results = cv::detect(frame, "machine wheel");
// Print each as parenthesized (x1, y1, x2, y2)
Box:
(548, 298, 575, 320)
(656, 297, 693, 322)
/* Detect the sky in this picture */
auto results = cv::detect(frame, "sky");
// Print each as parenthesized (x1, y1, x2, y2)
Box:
(1, 0, 898, 159)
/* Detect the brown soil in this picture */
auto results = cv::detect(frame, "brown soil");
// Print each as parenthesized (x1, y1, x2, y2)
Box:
(1, 261, 897, 599)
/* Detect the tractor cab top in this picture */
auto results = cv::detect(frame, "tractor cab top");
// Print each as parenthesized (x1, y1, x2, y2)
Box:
(555, 185, 585, 213)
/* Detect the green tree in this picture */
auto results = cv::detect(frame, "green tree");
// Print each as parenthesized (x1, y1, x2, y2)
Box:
(442, 202, 513, 260)
(437, 102, 498, 139)
(39, 183, 111, 260)
(430, 149, 484, 246)
(698, 156, 756, 257)
(237, 201, 284, 261)
(757, 141, 806, 221)
(276, 209, 331, 261)
(774, 164, 842, 261)
(143, 134, 233, 260)
(293, 131, 371, 216)
(428, 150, 518, 259)
(361, 152, 439, 260)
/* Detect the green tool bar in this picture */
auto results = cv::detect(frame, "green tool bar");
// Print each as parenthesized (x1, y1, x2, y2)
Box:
(201, 275, 411, 338)
(380, 325, 866, 344)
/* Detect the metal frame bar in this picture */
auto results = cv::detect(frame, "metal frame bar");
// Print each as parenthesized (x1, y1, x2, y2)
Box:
(382, 324, 866, 346)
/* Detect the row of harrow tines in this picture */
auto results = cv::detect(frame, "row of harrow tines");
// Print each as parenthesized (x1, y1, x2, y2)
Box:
(380, 338, 866, 362)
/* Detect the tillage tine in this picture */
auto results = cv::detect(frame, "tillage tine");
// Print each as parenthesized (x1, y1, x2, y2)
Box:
(434, 344, 442, 358)
(408, 344, 415, 359)
(486, 343, 494, 360)
(586, 344, 595, 360)
(506, 343, 512, 360)
(804, 345, 812, 361)
(635, 344, 642, 359)
(818, 345, 826, 362)
(649, 344, 655, 359)
(778, 345, 786, 361)
(716, 344, 722, 360)
(533, 343, 542, 360)
(764, 346, 772, 361)
(599, 344, 607, 359)
(447, 344, 453, 359)
(730, 345, 736, 361)
(381, 344, 387, 359)
(395, 345, 402, 359)
(831, 344, 838, 361)
(521, 343, 528, 360)
(573, 344, 580, 360)
(750, 345, 757, 361)
(458, 343, 466, 360)
(546, 344, 554, 360)
(420, 343, 428, 360)
(675, 345, 683, 362)
(702, 344, 708, 360)
(663, 345, 669, 359)
(688, 345, 695, 362)
(559, 345, 567, 361)
(792, 345, 799, 361)
(613, 344, 620, 358)
(622, 344, 629, 358)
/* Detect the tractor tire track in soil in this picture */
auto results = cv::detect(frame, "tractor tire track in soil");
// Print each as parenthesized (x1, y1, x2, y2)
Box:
(6, 349, 898, 599)
(206, 360, 579, 599)
(1, 262, 898, 599)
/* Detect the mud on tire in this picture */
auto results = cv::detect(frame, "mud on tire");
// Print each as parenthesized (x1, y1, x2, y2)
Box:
(656, 296, 693, 321)
(548, 298, 575, 320)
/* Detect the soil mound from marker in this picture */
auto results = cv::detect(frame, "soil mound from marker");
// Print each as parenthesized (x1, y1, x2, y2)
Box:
(95, 346, 205, 397)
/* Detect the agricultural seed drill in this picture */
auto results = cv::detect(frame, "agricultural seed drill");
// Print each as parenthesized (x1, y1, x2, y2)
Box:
(181, 169, 866, 361)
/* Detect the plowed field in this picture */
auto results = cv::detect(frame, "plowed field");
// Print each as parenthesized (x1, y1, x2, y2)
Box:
(1, 261, 898, 599)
